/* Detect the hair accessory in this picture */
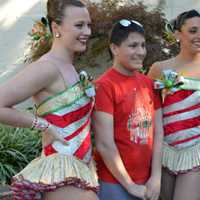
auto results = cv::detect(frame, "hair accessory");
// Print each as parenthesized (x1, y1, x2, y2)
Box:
(41, 17, 48, 27)
(163, 20, 177, 45)
(30, 20, 51, 41)
(119, 19, 143, 28)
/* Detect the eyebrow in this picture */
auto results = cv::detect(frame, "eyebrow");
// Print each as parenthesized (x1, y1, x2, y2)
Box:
(74, 19, 91, 23)
(128, 41, 146, 45)
(188, 26, 200, 29)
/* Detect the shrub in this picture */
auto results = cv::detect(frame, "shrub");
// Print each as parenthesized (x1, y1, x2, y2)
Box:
(0, 124, 41, 184)
(76, 0, 178, 73)
(21, 0, 178, 74)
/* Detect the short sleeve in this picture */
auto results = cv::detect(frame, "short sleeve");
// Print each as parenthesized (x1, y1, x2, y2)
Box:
(144, 75, 161, 110)
(94, 81, 114, 114)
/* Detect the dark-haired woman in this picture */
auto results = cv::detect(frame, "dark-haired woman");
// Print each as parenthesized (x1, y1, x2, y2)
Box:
(149, 9, 200, 200)
(0, 0, 99, 200)
(93, 19, 163, 200)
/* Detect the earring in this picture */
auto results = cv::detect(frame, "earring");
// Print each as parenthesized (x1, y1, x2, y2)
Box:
(55, 33, 61, 38)
(176, 39, 180, 42)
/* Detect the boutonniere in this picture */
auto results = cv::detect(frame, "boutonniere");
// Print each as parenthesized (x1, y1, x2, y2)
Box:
(154, 70, 184, 92)
(79, 71, 96, 97)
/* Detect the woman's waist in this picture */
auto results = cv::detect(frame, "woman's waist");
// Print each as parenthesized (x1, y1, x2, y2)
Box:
(163, 90, 200, 116)
(42, 110, 92, 140)
(42, 118, 92, 145)
(164, 115, 200, 136)
(42, 129, 92, 163)
(42, 115, 91, 147)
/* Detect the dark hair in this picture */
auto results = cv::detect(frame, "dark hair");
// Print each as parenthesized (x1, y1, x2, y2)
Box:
(171, 9, 200, 32)
(109, 19, 145, 58)
(27, 0, 86, 63)
(109, 20, 145, 46)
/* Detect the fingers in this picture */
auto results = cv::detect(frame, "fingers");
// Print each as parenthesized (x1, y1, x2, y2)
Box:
(47, 126, 69, 145)
(152, 193, 159, 200)
(145, 190, 152, 200)
(54, 133, 69, 145)
(145, 191, 159, 200)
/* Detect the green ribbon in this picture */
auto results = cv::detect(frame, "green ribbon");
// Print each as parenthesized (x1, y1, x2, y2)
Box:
(154, 70, 200, 92)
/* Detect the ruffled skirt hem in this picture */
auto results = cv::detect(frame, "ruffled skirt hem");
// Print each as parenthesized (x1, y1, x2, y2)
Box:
(162, 142, 200, 174)
(11, 153, 99, 200)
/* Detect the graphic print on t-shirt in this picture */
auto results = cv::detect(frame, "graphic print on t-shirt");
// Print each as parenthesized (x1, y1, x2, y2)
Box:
(127, 106, 152, 145)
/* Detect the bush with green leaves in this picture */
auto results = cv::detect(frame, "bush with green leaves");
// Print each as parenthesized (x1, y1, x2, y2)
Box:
(76, 0, 178, 74)
(0, 124, 41, 185)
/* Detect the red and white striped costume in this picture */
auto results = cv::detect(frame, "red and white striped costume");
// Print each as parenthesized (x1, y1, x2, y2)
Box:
(162, 89, 200, 173)
(11, 82, 98, 200)
(41, 84, 94, 163)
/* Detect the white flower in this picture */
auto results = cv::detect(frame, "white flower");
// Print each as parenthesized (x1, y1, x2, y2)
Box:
(162, 48, 170, 54)
(85, 85, 96, 97)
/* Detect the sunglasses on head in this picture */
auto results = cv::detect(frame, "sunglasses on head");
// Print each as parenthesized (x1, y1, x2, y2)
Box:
(119, 19, 143, 28)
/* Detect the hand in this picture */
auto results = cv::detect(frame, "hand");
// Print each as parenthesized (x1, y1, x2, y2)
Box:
(45, 125, 69, 145)
(126, 183, 147, 199)
(145, 176, 161, 200)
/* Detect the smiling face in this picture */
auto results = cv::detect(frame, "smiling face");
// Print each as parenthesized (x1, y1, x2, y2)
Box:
(111, 32, 146, 74)
(54, 5, 91, 53)
(177, 17, 200, 54)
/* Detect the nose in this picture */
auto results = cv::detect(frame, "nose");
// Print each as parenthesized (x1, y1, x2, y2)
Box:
(197, 30, 200, 37)
(137, 45, 146, 57)
(84, 25, 91, 36)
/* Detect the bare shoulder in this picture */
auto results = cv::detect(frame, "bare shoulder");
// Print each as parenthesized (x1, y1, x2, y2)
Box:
(0, 59, 60, 107)
(148, 61, 162, 79)
(148, 58, 175, 79)
(16, 59, 61, 89)
(157, 57, 176, 69)
(25, 59, 58, 80)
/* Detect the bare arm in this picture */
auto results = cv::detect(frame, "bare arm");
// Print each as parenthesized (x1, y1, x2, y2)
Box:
(92, 111, 146, 199)
(145, 108, 164, 200)
(147, 64, 164, 200)
(148, 62, 161, 80)
(151, 108, 163, 179)
(0, 61, 57, 127)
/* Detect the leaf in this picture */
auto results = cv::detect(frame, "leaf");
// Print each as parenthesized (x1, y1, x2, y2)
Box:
(0, 124, 42, 184)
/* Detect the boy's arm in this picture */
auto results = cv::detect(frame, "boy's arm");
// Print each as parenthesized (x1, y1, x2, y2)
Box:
(92, 111, 146, 199)
(145, 108, 164, 200)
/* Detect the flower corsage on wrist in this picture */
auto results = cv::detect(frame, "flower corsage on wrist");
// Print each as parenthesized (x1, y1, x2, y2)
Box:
(31, 115, 51, 133)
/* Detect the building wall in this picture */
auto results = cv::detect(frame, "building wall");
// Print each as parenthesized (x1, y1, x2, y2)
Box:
(164, 0, 200, 19)
(0, 0, 46, 81)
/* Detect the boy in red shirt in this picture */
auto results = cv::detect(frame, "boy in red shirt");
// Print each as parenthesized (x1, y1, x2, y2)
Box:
(93, 19, 163, 200)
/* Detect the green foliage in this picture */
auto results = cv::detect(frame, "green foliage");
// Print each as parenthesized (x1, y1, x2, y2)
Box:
(76, 1, 179, 73)
(0, 124, 41, 184)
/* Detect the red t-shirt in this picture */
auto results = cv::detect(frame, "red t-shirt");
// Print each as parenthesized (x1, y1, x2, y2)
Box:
(94, 67, 161, 184)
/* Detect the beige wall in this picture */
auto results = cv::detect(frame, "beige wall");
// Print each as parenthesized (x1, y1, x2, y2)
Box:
(132, 0, 200, 19)
(0, 0, 46, 80)
(0, 0, 200, 80)
(164, 0, 200, 19)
